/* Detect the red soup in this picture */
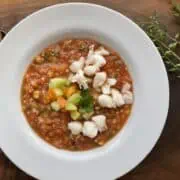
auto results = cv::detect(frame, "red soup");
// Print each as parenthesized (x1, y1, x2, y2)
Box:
(21, 39, 133, 151)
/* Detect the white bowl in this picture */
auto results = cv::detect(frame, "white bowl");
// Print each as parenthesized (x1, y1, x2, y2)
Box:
(0, 3, 169, 180)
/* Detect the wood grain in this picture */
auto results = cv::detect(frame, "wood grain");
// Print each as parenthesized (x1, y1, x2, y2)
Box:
(0, 0, 180, 180)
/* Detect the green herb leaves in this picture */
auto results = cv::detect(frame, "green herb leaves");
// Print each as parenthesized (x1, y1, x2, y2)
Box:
(137, 13, 180, 77)
(79, 89, 94, 113)
(172, 0, 180, 18)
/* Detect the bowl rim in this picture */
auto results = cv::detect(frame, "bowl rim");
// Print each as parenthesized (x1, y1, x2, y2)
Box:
(0, 2, 169, 180)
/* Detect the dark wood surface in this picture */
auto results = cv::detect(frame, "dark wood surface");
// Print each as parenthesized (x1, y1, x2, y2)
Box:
(0, 0, 180, 179)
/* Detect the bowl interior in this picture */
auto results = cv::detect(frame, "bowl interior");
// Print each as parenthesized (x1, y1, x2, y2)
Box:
(16, 28, 137, 159)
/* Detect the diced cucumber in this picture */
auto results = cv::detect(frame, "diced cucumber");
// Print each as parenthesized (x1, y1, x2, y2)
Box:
(53, 88, 63, 97)
(79, 108, 86, 114)
(49, 78, 70, 89)
(65, 80, 71, 86)
(67, 93, 82, 105)
(70, 111, 81, 120)
(65, 103, 77, 111)
(82, 111, 94, 120)
(33, 90, 40, 99)
(51, 101, 60, 111)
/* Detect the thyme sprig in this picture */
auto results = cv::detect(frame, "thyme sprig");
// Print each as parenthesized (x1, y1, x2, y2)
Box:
(137, 13, 180, 76)
(172, 0, 180, 18)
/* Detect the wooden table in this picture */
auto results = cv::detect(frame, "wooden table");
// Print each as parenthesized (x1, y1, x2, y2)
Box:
(0, 0, 180, 179)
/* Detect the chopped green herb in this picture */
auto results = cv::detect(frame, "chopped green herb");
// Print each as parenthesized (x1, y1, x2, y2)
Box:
(79, 89, 94, 113)
(79, 43, 88, 52)
(42, 50, 59, 61)
(67, 93, 82, 105)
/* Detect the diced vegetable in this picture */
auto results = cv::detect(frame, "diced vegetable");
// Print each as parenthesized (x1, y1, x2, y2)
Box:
(79, 89, 94, 113)
(47, 89, 57, 101)
(79, 108, 86, 114)
(79, 108, 94, 119)
(65, 103, 77, 111)
(70, 111, 81, 120)
(53, 88, 63, 97)
(65, 79, 71, 86)
(57, 97, 67, 109)
(33, 90, 40, 99)
(51, 101, 60, 111)
(67, 93, 82, 105)
(82, 111, 94, 120)
(64, 85, 78, 98)
(49, 78, 70, 89)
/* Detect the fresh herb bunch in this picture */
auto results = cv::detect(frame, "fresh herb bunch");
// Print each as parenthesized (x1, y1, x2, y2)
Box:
(138, 13, 180, 76)
(172, 0, 180, 18)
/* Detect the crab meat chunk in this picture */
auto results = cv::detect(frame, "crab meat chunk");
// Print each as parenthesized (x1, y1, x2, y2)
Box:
(95, 46, 110, 56)
(86, 45, 96, 65)
(102, 78, 117, 95)
(93, 72, 107, 89)
(98, 94, 115, 108)
(68, 121, 83, 135)
(86, 45, 106, 68)
(69, 57, 85, 73)
(93, 54, 106, 68)
(84, 65, 98, 76)
(70, 70, 88, 89)
(101, 83, 111, 95)
(92, 115, 107, 132)
(121, 82, 131, 94)
(82, 121, 98, 138)
(123, 91, 133, 104)
(107, 78, 117, 86)
(111, 88, 125, 107)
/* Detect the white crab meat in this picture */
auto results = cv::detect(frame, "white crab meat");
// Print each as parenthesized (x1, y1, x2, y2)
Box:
(102, 78, 117, 94)
(93, 54, 106, 68)
(82, 121, 98, 138)
(92, 115, 107, 132)
(107, 78, 117, 86)
(86, 54, 106, 69)
(123, 91, 133, 104)
(86, 45, 96, 65)
(101, 83, 111, 95)
(68, 121, 83, 135)
(69, 57, 85, 73)
(84, 65, 98, 76)
(98, 94, 115, 108)
(121, 82, 131, 94)
(68, 73, 74, 81)
(111, 88, 125, 107)
(93, 72, 107, 89)
(70, 70, 88, 89)
(86, 77, 93, 83)
(95, 46, 110, 56)
(86, 45, 106, 68)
